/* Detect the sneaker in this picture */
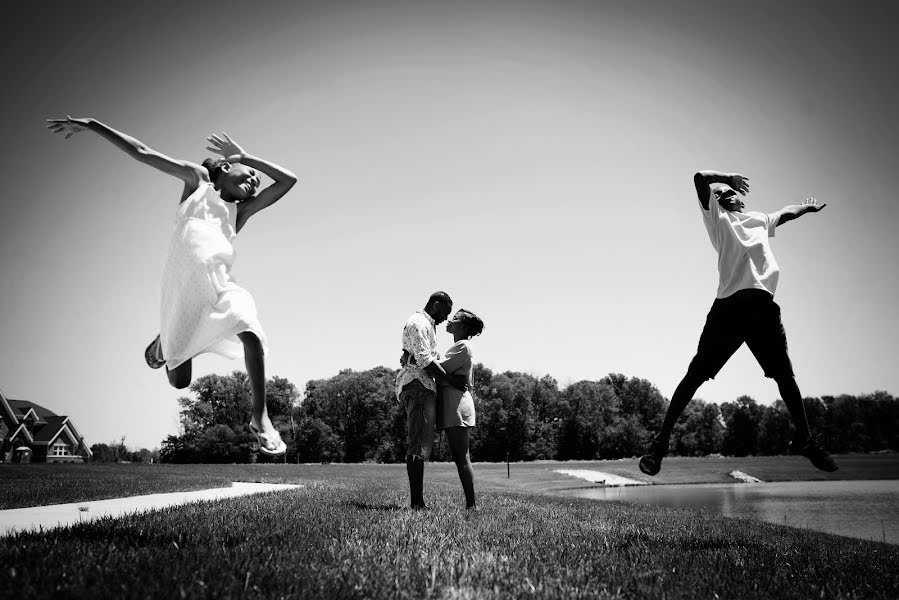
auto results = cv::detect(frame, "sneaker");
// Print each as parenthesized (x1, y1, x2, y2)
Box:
(791, 433, 839, 472)
(638, 434, 670, 476)
(144, 335, 165, 369)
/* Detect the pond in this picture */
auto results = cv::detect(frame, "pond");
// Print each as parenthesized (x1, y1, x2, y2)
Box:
(564, 479, 899, 545)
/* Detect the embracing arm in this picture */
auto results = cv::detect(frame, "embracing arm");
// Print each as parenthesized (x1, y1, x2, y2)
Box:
(775, 198, 826, 227)
(401, 325, 468, 392)
(205, 133, 298, 232)
(694, 170, 750, 210)
(401, 352, 468, 391)
(424, 361, 468, 392)
(46, 117, 205, 190)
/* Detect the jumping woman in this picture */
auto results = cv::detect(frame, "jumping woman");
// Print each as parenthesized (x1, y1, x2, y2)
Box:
(47, 116, 297, 456)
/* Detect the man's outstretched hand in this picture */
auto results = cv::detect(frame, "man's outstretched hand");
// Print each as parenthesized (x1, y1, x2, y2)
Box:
(802, 197, 826, 212)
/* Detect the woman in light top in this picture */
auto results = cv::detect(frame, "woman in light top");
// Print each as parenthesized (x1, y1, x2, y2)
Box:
(437, 309, 484, 510)
(46, 116, 296, 456)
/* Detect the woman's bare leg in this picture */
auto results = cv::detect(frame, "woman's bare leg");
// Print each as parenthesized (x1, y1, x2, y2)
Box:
(238, 331, 274, 434)
(445, 427, 475, 509)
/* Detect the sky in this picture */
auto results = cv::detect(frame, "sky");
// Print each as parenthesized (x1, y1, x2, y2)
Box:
(1, 0, 897, 450)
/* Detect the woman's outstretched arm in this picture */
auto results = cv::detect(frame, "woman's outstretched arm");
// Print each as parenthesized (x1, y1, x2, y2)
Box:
(47, 117, 206, 194)
(206, 132, 298, 231)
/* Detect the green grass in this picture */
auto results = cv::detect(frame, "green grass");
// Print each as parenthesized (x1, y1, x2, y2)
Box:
(467, 453, 899, 494)
(0, 463, 236, 510)
(4, 453, 896, 510)
(2, 459, 898, 599)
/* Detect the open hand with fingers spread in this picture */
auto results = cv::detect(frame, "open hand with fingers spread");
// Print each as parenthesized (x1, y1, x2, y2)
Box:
(802, 197, 826, 212)
(206, 132, 246, 163)
(46, 116, 92, 139)
(729, 173, 750, 195)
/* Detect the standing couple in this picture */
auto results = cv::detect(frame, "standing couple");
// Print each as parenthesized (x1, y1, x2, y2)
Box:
(397, 292, 485, 510)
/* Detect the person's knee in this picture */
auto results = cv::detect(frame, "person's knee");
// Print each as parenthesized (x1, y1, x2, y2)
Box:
(682, 372, 706, 387)
(453, 455, 470, 469)
(238, 331, 262, 348)
(773, 375, 800, 395)
(168, 377, 190, 390)
(166, 369, 191, 389)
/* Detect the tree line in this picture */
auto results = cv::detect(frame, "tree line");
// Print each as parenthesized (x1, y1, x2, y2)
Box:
(158, 366, 899, 463)
(91, 436, 161, 463)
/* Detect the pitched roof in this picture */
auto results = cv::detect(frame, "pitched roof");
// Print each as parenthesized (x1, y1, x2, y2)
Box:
(5, 422, 35, 444)
(7, 399, 58, 420)
(1, 390, 89, 456)
(32, 416, 70, 443)
(0, 392, 18, 425)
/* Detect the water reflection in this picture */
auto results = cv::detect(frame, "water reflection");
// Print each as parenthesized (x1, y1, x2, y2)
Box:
(566, 480, 899, 545)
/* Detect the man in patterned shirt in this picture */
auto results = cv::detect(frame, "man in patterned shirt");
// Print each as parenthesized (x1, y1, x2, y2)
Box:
(397, 291, 467, 509)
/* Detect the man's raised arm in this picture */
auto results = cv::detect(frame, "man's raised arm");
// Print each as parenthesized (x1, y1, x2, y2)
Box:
(694, 170, 750, 209)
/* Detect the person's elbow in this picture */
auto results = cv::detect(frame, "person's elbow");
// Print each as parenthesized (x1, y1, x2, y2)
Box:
(776, 211, 796, 227)
(281, 171, 298, 191)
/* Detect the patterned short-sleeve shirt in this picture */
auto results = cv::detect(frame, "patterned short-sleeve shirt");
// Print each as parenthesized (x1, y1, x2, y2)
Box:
(396, 310, 440, 398)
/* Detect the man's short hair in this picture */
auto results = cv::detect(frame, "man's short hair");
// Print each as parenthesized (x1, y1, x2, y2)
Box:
(427, 291, 452, 308)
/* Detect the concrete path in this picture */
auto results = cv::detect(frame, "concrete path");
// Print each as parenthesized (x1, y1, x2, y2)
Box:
(555, 469, 649, 487)
(729, 470, 763, 483)
(0, 481, 302, 537)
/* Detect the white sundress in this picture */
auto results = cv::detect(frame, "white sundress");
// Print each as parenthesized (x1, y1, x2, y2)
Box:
(159, 181, 267, 369)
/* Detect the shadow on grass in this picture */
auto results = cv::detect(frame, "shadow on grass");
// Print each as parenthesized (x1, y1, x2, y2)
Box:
(350, 501, 404, 512)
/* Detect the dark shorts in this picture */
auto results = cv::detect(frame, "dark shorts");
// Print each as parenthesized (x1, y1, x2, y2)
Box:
(687, 289, 794, 381)
(400, 380, 437, 460)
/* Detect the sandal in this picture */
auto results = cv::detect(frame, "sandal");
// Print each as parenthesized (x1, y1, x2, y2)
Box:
(144, 335, 165, 369)
(249, 421, 287, 456)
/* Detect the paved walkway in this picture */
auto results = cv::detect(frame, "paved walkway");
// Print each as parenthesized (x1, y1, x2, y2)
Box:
(0, 481, 302, 537)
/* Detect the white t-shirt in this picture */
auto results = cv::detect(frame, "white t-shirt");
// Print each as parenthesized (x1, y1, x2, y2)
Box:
(701, 190, 781, 299)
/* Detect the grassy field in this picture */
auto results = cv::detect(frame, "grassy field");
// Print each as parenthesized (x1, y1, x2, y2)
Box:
(3, 452, 896, 510)
(2, 456, 898, 599)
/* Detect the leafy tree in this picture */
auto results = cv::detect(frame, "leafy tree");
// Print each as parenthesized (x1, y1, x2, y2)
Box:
(292, 417, 341, 463)
(160, 433, 200, 463)
(195, 424, 250, 463)
(720, 395, 763, 456)
(824, 392, 897, 453)
(671, 399, 724, 456)
(559, 380, 619, 460)
(161, 371, 298, 463)
(156, 361, 899, 463)
(89, 443, 116, 463)
(471, 369, 555, 462)
(296, 366, 399, 463)
(467, 364, 496, 460)
(756, 400, 792, 455)
(600, 374, 668, 433)
(522, 375, 564, 460)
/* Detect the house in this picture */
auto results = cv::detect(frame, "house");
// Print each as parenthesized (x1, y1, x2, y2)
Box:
(0, 388, 91, 463)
